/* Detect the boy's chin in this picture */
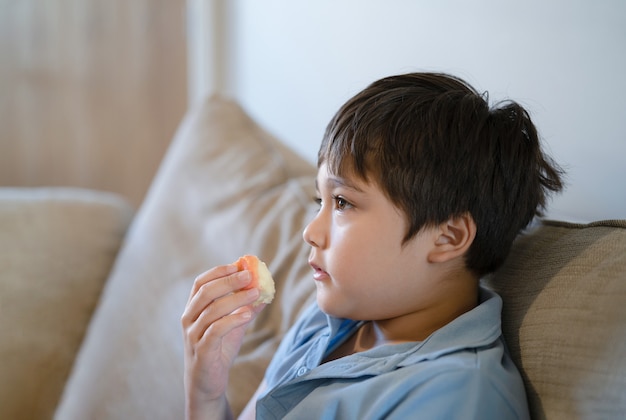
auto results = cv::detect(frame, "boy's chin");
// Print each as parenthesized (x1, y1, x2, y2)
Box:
(316, 292, 362, 320)
(315, 292, 342, 317)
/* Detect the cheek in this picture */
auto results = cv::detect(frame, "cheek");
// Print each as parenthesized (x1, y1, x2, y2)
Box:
(329, 227, 390, 278)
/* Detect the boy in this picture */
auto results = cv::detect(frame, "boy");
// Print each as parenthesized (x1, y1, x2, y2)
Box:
(182, 72, 564, 419)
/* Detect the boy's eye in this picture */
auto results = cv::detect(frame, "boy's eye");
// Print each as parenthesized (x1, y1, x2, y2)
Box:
(313, 195, 352, 211)
(333, 195, 351, 210)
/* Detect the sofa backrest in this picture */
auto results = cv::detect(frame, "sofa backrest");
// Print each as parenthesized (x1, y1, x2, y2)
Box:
(484, 219, 626, 419)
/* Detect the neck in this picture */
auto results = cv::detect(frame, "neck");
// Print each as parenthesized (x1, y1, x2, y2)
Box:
(323, 270, 479, 363)
(368, 273, 479, 345)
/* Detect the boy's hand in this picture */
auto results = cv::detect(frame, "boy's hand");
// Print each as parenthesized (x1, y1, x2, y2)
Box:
(181, 264, 266, 418)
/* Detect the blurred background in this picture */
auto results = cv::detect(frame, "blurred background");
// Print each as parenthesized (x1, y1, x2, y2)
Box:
(0, 0, 188, 209)
(2, 0, 625, 220)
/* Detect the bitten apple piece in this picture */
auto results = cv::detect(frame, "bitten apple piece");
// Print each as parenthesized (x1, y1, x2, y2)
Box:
(234, 255, 275, 305)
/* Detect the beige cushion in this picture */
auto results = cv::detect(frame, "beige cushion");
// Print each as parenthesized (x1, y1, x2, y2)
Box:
(484, 219, 626, 420)
(0, 188, 133, 420)
(55, 96, 318, 419)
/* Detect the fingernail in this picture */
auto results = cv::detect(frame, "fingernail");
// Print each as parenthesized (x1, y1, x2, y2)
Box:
(239, 270, 251, 283)
(246, 288, 259, 299)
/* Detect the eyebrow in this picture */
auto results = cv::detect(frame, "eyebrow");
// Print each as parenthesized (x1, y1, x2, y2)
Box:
(315, 174, 365, 193)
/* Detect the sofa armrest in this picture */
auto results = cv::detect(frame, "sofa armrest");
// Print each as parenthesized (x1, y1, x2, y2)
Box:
(0, 187, 133, 419)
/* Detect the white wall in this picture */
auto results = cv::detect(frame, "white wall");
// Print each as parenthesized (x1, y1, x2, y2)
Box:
(215, 0, 625, 222)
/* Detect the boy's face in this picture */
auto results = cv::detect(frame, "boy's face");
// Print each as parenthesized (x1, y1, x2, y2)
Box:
(304, 162, 440, 321)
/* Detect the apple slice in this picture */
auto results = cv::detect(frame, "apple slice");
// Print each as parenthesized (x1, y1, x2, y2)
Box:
(234, 255, 275, 305)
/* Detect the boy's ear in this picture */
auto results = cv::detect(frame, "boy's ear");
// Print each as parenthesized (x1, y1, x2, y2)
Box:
(427, 213, 476, 263)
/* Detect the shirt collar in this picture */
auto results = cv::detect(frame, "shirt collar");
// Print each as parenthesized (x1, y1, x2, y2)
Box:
(397, 286, 502, 366)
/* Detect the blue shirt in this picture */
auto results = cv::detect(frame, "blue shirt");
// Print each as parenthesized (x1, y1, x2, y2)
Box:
(257, 286, 529, 419)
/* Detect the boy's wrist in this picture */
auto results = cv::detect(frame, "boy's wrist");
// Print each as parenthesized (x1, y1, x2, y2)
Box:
(186, 394, 233, 420)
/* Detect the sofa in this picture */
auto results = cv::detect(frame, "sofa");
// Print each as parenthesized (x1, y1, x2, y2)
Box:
(1, 96, 624, 420)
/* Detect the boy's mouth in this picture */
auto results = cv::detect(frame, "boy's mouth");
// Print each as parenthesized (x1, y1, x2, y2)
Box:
(308, 260, 329, 281)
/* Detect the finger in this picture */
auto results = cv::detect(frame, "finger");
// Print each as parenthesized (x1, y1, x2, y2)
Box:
(196, 301, 267, 353)
(186, 287, 260, 343)
(201, 296, 267, 337)
(185, 308, 251, 359)
(184, 266, 248, 323)
(183, 270, 253, 326)
(188, 264, 239, 301)
(251, 302, 267, 315)
(194, 306, 253, 356)
(199, 286, 258, 326)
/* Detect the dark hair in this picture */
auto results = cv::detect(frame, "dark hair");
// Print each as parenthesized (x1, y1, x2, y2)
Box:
(318, 72, 564, 276)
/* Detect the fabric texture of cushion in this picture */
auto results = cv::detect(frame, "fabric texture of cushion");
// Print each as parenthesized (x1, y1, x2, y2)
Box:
(483, 219, 626, 420)
(55, 96, 318, 419)
(0, 188, 133, 420)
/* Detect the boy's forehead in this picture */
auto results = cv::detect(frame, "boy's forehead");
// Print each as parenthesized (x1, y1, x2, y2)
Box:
(315, 163, 367, 192)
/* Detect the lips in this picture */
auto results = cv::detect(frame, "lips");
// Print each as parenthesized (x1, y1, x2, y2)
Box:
(308, 260, 330, 281)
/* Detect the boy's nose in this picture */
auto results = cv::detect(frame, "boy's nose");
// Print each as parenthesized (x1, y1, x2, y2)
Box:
(302, 211, 327, 249)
